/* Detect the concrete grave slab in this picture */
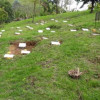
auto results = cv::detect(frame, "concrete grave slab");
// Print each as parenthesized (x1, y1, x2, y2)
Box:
(38, 30, 43, 33)
(1, 30, 5, 32)
(55, 20, 58, 22)
(51, 41, 61, 45)
(21, 50, 31, 54)
(68, 24, 73, 27)
(19, 30, 23, 32)
(4, 54, 14, 59)
(0, 32, 2, 35)
(46, 28, 50, 30)
(19, 43, 26, 48)
(17, 27, 20, 29)
(63, 21, 67, 23)
(82, 28, 89, 31)
(42, 37, 48, 40)
(70, 29, 77, 32)
(15, 32, 20, 35)
(51, 31, 55, 33)
(51, 19, 55, 21)
(92, 33, 100, 36)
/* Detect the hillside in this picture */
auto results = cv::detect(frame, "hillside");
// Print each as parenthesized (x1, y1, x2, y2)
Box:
(0, 11, 100, 100)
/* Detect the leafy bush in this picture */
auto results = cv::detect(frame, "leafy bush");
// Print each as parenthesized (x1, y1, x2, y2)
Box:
(0, 0, 14, 23)
(94, 3, 100, 12)
(0, 8, 8, 24)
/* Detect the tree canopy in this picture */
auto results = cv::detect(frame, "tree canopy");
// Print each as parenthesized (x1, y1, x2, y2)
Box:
(0, 0, 13, 22)
(76, 0, 100, 13)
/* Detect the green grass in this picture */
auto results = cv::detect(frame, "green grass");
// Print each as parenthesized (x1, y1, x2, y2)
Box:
(0, 11, 100, 100)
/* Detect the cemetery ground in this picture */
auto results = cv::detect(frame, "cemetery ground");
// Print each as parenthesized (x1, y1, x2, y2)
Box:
(0, 11, 100, 100)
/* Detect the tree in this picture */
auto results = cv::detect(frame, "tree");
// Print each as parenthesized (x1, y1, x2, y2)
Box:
(12, 0, 21, 10)
(40, 0, 52, 14)
(0, 8, 8, 24)
(76, 0, 100, 13)
(4, 1, 14, 22)
(12, 0, 22, 19)
(0, 0, 13, 22)
(29, 0, 40, 23)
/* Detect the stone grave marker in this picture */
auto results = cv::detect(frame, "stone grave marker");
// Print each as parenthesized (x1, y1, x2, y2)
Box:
(51, 41, 61, 45)
(82, 28, 89, 31)
(46, 28, 50, 30)
(38, 30, 43, 33)
(4, 54, 14, 59)
(19, 43, 26, 48)
(21, 50, 30, 54)
(70, 29, 77, 32)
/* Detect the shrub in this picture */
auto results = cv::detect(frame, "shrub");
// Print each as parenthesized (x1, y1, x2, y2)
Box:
(95, 3, 100, 12)
(0, 0, 14, 23)
(0, 8, 8, 24)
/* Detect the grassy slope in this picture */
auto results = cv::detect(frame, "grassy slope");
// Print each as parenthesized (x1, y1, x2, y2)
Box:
(0, 11, 100, 100)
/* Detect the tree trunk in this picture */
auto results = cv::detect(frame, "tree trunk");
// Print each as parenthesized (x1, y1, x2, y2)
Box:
(32, 2, 36, 23)
(90, 0, 95, 13)
(56, 3, 59, 14)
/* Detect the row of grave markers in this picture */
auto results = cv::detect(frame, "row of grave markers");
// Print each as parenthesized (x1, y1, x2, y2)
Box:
(1, 18, 100, 59)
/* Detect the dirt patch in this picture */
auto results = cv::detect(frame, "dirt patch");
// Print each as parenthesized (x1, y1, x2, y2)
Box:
(76, 89, 83, 100)
(9, 41, 38, 55)
(49, 25, 61, 29)
(89, 56, 100, 64)
(93, 74, 100, 79)
(27, 76, 36, 86)
(39, 59, 54, 68)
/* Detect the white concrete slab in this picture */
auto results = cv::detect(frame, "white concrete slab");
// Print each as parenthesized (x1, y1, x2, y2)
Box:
(15, 32, 20, 35)
(70, 29, 77, 32)
(19, 43, 26, 48)
(68, 24, 73, 27)
(21, 50, 30, 54)
(38, 30, 43, 33)
(26, 26, 30, 28)
(17, 27, 20, 29)
(40, 23, 44, 25)
(42, 37, 48, 40)
(36, 23, 39, 25)
(82, 28, 89, 31)
(55, 20, 58, 22)
(51, 31, 55, 33)
(1, 30, 5, 32)
(46, 28, 50, 30)
(63, 21, 67, 23)
(29, 27, 33, 30)
(4, 54, 14, 59)
(51, 41, 61, 45)
(19, 30, 23, 32)
(0, 32, 2, 35)
(92, 33, 100, 36)
(51, 19, 55, 21)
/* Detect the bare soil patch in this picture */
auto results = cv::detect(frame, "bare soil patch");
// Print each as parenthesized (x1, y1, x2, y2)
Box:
(93, 74, 100, 79)
(9, 41, 38, 55)
(89, 56, 100, 64)
(49, 25, 61, 29)
(27, 76, 36, 86)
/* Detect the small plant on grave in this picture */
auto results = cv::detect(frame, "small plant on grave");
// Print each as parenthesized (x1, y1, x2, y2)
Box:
(68, 68, 83, 79)
(48, 24, 61, 29)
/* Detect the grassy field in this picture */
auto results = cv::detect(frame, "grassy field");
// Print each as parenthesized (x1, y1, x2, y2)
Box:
(0, 11, 100, 100)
